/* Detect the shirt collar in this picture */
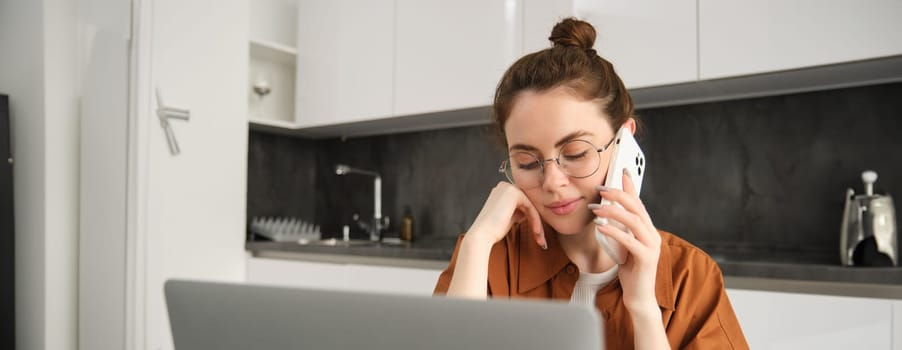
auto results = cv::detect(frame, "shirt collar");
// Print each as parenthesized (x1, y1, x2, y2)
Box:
(517, 224, 572, 294)
(516, 225, 675, 311)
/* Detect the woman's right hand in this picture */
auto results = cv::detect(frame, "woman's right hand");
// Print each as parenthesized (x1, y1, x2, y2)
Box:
(445, 182, 545, 299)
(465, 181, 547, 249)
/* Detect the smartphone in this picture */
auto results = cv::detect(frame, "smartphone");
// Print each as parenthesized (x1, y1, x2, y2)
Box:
(596, 126, 646, 264)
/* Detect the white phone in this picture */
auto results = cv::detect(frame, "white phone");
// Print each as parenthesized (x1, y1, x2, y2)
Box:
(596, 127, 646, 264)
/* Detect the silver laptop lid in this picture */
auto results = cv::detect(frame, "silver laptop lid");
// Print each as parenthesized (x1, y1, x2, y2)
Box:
(165, 279, 603, 350)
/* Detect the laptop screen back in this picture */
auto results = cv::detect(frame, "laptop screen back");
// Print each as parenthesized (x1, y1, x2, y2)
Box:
(165, 279, 603, 350)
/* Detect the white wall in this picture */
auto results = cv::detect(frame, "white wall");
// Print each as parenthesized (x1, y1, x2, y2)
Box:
(77, 0, 132, 349)
(0, 0, 80, 349)
(43, 0, 79, 349)
(0, 0, 47, 348)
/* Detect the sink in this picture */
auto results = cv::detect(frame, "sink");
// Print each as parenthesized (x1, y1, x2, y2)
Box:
(297, 238, 378, 247)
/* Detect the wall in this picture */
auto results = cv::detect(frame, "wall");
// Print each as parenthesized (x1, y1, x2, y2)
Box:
(76, 0, 132, 348)
(312, 124, 502, 240)
(0, 0, 79, 349)
(248, 82, 902, 261)
(0, 1, 49, 349)
(247, 132, 318, 227)
(638, 82, 901, 258)
(43, 0, 79, 349)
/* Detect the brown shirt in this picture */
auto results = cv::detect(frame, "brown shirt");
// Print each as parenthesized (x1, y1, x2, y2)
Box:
(434, 224, 749, 350)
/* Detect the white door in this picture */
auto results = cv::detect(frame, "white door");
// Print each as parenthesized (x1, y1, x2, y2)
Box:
(135, 0, 249, 349)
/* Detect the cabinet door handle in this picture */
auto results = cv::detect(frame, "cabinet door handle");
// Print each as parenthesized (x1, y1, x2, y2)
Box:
(155, 87, 191, 155)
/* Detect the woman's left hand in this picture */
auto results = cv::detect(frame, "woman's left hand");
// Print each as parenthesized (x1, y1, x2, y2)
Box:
(591, 169, 661, 315)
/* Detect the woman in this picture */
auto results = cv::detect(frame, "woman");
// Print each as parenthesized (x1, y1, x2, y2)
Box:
(433, 18, 748, 350)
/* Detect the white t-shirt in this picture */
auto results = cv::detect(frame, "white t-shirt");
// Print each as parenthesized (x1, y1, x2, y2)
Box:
(569, 265, 619, 305)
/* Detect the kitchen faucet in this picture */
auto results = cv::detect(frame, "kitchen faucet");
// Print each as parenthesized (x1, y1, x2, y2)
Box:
(334, 164, 389, 242)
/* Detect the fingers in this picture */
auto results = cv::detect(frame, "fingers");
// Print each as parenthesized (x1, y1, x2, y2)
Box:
(591, 204, 657, 247)
(497, 182, 546, 250)
(592, 171, 657, 246)
(592, 204, 641, 237)
(517, 192, 547, 249)
(595, 222, 643, 258)
(596, 217, 661, 262)
(474, 182, 547, 249)
(595, 171, 651, 225)
(621, 169, 638, 197)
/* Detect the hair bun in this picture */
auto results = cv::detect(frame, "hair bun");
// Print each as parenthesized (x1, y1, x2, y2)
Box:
(549, 18, 596, 50)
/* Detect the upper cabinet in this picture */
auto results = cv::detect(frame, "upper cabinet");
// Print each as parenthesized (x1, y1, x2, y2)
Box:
(572, 0, 698, 89)
(394, 0, 521, 116)
(254, 0, 902, 136)
(248, 0, 300, 129)
(699, 0, 902, 80)
(522, 0, 573, 54)
(295, 0, 395, 128)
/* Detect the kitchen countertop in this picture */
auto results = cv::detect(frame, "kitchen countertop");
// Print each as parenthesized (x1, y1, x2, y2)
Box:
(247, 239, 457, 269)
(247, 236, 459, 260)
(246, 238, 902, 299)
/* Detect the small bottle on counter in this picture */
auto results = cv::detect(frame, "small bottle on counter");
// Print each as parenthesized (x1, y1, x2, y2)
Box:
(400, 206, 414, 242)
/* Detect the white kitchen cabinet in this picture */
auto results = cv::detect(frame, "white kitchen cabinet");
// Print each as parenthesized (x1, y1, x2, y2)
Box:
(699, 0, 902, 80)
(258, 0, 902, 135)
(247, 257, 443, 296)
(248, 0, 299, 128)
(249, 40, 298, 128)
(393, 0, 521, 116)
(727, 288, 894, 349)
(522, 0, 697, 89)
(345, 264, 442, 295)
(294, 0, 395, 127)
(522, 0, 574, 54)
(250, 0, 298, 49)
(576, 0, 698, 89)
(247, 257, 351, 291)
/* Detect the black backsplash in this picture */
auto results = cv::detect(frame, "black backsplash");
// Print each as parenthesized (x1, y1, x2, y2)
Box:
(248, 82, 902, 258)
(247, 131, 318, 222)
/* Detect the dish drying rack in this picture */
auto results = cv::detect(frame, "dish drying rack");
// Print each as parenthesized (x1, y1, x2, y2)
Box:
(250, 216, 321, 243)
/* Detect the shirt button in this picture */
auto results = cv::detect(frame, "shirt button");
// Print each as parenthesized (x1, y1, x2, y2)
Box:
(565, 265, 577, 274)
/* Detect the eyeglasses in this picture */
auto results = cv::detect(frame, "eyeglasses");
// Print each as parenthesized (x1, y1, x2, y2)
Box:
(499, 138, 616, 189)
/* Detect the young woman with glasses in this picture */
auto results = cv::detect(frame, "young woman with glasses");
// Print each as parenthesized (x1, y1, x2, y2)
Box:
(434, 18, 748, 350)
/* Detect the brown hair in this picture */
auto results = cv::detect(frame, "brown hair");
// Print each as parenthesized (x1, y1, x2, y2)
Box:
(492, 18, 639, 145)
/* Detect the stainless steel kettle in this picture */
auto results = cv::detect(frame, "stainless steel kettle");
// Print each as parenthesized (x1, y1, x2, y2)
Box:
(840, 170, 897, 266)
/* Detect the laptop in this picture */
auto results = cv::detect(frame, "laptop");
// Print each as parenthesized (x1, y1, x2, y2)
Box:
(165, 279, 603, 350)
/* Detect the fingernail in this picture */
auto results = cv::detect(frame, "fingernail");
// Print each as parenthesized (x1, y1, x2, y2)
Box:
(595, 185, 609, 192)
(594, 217, 608, 226)
(623, 168, 631, 177)
(587, 203, 602, 210)
(542, 242, 548, 250)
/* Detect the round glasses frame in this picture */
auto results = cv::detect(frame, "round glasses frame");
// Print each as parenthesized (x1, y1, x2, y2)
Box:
(498, 137, 616, 189)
